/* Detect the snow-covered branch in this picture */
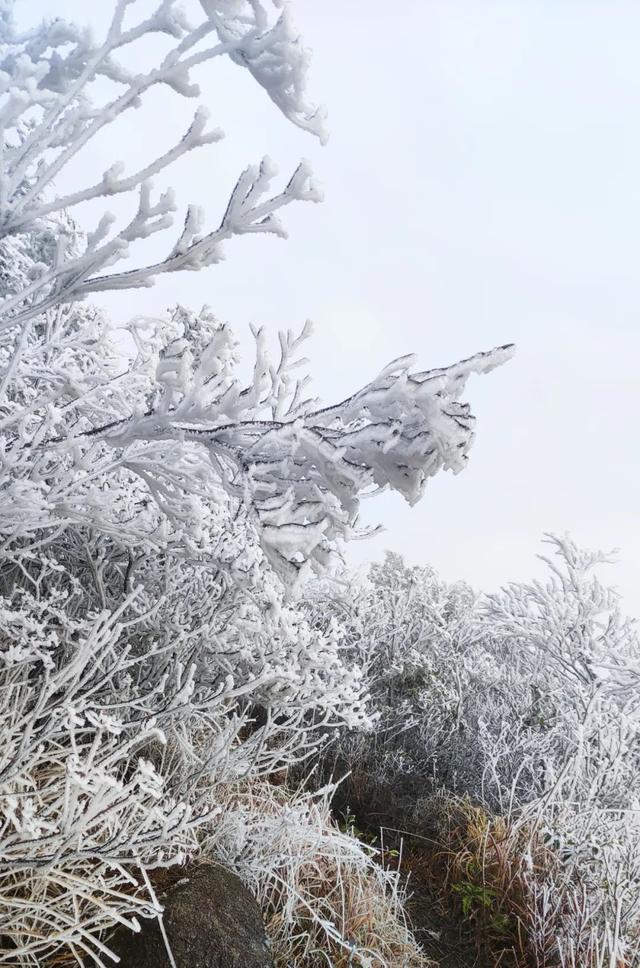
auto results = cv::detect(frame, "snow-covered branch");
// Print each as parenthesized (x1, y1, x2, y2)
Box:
(0, 0, 325, 325)
(0, 301, 512, 585)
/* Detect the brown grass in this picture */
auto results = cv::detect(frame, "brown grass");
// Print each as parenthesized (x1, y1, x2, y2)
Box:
(399, 794, 635, 968)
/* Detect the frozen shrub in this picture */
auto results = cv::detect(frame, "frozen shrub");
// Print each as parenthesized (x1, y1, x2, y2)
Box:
(313, 539, 640, 964)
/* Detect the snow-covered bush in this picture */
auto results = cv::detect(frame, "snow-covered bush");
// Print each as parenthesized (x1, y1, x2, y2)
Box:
(0, 1, 513, 963)
(303, 552, 481, 795)
(0, 578, 194, 965)
(479, 538, 640, 965)
(316, 539, 640, 965)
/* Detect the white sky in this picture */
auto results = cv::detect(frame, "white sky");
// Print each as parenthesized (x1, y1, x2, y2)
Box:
(24, 1, 640, 612)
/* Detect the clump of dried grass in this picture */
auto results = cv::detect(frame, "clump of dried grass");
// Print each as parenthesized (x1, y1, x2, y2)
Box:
(198, 779, 433, 968)
(425, 794, 543, 966)
(422, 792, 639, 968)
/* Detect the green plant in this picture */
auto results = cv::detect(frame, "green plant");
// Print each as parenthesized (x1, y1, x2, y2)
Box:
(451, 880, 497, 918)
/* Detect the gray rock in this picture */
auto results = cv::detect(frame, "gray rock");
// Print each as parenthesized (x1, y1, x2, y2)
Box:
(106, 864, 274, 968)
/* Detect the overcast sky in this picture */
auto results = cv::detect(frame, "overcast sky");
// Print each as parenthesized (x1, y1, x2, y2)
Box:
(24, 1, 640, 612)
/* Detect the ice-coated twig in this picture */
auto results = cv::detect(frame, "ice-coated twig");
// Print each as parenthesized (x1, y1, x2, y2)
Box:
(0, 0, 326, 326)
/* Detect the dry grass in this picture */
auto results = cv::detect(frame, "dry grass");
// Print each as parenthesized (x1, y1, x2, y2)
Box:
(424, 795, 541, 966)
(265, 866, 431, 968)
(198, 779, 434, 968)
(408, 793, 638, 968)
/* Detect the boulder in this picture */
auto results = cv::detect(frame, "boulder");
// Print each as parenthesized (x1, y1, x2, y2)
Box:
(106, 864, 274, 968)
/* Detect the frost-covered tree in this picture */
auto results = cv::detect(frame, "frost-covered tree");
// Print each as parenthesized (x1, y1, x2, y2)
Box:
(0, 1, 514, 963)
(0, 0, 513, 585)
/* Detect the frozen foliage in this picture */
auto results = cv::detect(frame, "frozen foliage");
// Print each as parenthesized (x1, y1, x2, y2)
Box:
(316, 540, 640, 965)
(0, 1, 514, 964)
